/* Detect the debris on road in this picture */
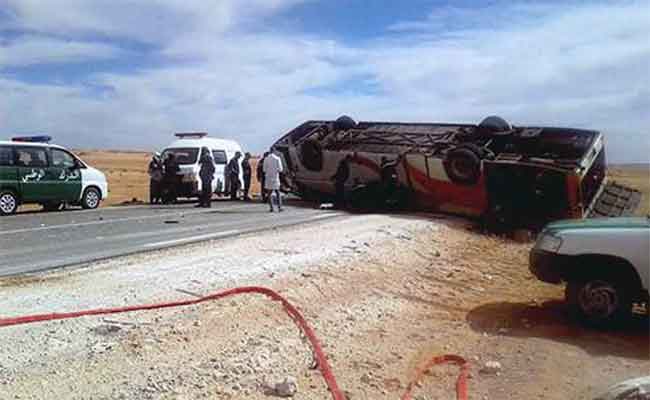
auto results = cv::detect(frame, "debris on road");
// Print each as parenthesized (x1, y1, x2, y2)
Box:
(269, 376, 298, 397)
(480, 361, 502, 375)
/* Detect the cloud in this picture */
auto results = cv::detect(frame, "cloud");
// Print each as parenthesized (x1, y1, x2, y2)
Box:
(0, 1, 648, 162)
(1, 0, 306, 44)
(0, 35, 122, 67)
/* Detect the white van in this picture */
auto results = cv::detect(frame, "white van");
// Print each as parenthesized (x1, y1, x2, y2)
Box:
(161, 133, 243, 198)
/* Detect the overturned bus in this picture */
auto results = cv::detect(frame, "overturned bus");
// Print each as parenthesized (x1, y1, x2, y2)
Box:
(271, 115, 641, 230)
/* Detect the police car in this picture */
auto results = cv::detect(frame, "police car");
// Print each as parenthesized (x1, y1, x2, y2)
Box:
(0, 136, 108, 215)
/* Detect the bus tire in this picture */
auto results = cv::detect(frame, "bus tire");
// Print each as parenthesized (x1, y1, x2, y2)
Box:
(334, 115, 357, 131)
(0, 190, 18, 216)
(478, 115, 512, 136)
(82, 187, 101, 209)
(444, 146, 482, 185)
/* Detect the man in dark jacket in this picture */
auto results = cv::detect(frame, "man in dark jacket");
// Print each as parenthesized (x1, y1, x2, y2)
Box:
(163, 153, 180, 204)
(331, 154, 352, 208)
(148, 152, 163, 204)
(241, 152, 252, 201)
(227, 152, 242, 200)
(198, 147, 215, 208)
(257, 151, 269, 202)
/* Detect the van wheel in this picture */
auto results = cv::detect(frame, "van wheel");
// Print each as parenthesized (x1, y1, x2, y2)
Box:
(82, 187, 101, 209)
(0, 191, 18, 215)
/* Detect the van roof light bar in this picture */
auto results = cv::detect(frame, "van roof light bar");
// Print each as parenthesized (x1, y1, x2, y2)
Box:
(12, 135, 52, 143)
(175, 132, 208, 139)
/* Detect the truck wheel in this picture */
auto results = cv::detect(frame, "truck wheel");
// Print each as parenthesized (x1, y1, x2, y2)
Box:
(0, 191, 18, 215)
(444, 146, 482, 185)
(82, 187, 101, 209)
(566, 277, 632, 326)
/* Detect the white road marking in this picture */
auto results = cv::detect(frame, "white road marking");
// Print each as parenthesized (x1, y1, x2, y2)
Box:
(308, 212, 344, 221)
(143, 230, 240, 248)
(140, 213, 342, 250)
(0, 204, 253, 236)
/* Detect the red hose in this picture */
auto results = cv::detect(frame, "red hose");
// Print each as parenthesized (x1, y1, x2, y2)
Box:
(0, 286, 468, 400)
(401, 354, 469, 400)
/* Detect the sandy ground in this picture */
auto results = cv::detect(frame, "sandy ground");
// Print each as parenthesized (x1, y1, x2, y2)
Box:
(0, 213, 647, 400)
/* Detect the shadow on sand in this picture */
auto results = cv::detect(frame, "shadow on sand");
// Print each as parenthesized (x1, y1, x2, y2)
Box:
(466, 300, 649, 360)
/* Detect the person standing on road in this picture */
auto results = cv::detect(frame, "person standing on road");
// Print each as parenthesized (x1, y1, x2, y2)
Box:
(227, 151, 242, 200)
(257, 151, 269, 203)
(148, 152, 163, 204)
(263, 149, 284, 212)
(198, 147, 215, 208)
(241, 152, 252, 201)
(331, 154, 352, 209)
(163, 153, 180, 204)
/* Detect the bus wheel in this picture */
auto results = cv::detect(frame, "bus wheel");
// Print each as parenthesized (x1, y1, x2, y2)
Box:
(444, 146, 482, 185)
(0, 191, 18, 216)
(82, 187, 101, 209)
(478, 115, 512, 136)
(334, 115, 357, 131)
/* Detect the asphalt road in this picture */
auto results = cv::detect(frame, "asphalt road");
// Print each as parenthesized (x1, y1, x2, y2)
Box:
(0, 200, 342, 277)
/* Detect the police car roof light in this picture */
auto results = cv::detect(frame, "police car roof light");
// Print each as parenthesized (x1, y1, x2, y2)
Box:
(12, 135, 53, 143)
(175, 132, 208, 139)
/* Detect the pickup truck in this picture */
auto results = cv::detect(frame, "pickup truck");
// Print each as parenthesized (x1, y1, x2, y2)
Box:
(530, 217, 649, 325)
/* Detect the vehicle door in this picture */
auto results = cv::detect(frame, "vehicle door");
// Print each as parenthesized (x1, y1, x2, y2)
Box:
(0, 145, 18, 194)
(15, 146, 51, 202)
(49, 148, 83, 202)
(212, 149, 227, 192)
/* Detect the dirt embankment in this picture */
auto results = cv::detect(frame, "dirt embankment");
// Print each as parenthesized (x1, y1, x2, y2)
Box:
(0, 214, 647, 400)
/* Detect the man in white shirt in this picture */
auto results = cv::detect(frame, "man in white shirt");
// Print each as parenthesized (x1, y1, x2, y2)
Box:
(263, 149, 284, 212)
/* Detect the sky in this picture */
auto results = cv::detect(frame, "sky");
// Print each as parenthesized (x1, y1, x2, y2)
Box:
(0, 0, 648, 162)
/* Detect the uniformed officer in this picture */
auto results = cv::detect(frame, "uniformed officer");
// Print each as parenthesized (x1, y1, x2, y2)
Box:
(227, 151, 242, 200)
(331, 154, 352, 208)
(257, 151, 269, 202)
(198, 147, 215, 208)
(241, 152, 252, 201)
(163, 153, 180, 204)
(148, 152, 163, 204)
